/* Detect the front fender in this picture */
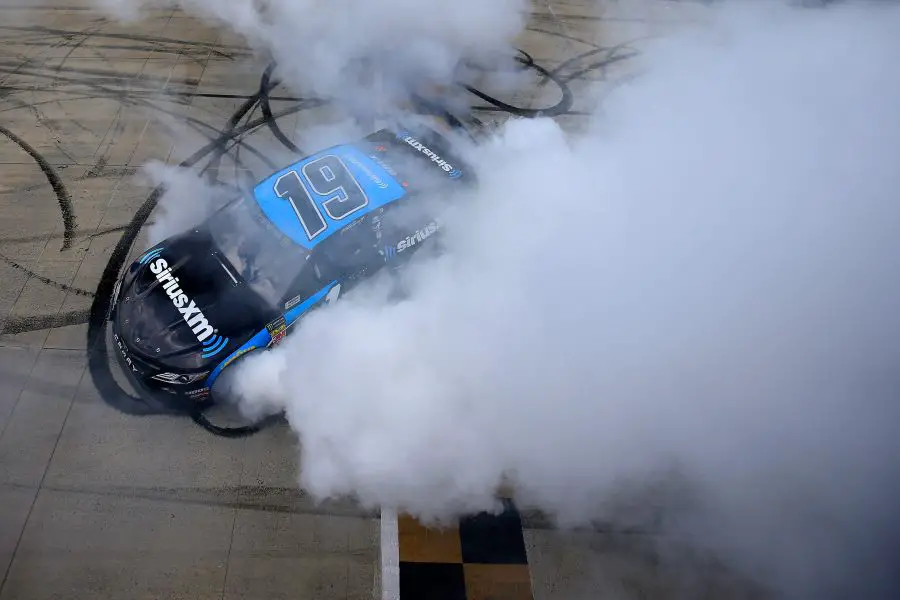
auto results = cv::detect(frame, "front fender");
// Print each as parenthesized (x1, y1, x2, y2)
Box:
(205, 328, 271, 391)
(205, 280, 340, 393)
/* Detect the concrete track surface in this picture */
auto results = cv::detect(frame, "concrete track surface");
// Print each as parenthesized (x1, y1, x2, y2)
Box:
(0, 1, 764, 598)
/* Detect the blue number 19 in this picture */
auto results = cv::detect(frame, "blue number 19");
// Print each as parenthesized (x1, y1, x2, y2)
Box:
(274, 155, 369, 241)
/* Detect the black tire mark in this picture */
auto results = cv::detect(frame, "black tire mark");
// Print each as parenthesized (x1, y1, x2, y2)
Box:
(0, 26, 249, 59)
(2, 62, 290, 175)
(197, 83, 263, 179)
(1, 96, 261, 195)
(21, 102, 80, 164)
(549, 47, 609, 79)
(0, 60, 202, 90)
(14, 40, 225, 58)
(470, 105, 591, 117)
(0, 94, 99, 117)
(76, 157, 137, 181)
(0, 31, 66, 87)
(525, 26, 602, 50)
(0, 5, 93, 9)
(0, 222, 149, 245)
(139, 98, 279, 173)
(51, 22, 109, 86)
(1, 85, 303, 103)
(1, 308, 90, 335)
(0, 124, 76, 250)
(563, 50, 639, 83)
(1, 480, 379, 520)
(3, 68, 276, 183)
(0, 252, 94, 297)
(529, 11, 645, 23)
(190, 410, 282, 439)
(259, 61, 303, 155)
(461, 49, 573, 118)
(549, 42, 641, 84)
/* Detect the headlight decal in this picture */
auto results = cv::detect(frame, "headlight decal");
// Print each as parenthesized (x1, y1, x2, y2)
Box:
(150, 372, 209, 385)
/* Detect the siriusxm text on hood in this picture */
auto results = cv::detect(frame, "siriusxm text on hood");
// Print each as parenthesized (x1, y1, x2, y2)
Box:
(399, 134, 458, 174)
(149, 258, 216, 342)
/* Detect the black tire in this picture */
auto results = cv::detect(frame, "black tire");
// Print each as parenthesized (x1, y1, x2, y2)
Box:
(194, 348, 286, 438)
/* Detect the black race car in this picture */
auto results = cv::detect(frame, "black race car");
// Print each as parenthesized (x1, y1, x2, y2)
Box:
(110, 123, 474, 418)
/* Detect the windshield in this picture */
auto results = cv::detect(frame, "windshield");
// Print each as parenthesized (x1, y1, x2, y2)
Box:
(206, 195, 310, 307)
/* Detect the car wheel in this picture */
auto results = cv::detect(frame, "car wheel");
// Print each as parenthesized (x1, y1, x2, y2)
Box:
(194, 348, 285, 438)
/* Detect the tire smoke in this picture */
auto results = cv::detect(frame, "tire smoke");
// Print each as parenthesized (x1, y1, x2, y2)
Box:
(224, 2, 899, 598)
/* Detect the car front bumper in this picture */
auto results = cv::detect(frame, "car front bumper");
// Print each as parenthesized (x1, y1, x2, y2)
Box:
(109, 291, 212, 412)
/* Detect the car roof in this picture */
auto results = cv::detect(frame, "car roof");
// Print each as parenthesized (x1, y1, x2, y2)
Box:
(251, 125, 469, 251)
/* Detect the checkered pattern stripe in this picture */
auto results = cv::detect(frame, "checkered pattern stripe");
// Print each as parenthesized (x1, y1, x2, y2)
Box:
(397, 499, 533, 600)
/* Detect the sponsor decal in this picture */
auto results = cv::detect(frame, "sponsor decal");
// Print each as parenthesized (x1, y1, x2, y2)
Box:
(148, 257, 230, 358)
(344, 154, 389, 189)
(396, 132, 462, 178)
(324, 283, 341, 305)
(138, 247, 163, 265)
(340, 216, 366, 236)
(285, 294, 303, 311)
(114, 333, 139, 374)
(284, 282, 340, 332)
(367, 152, 398, 177)
(151, 372, 208, 385)
(372, 210, 384, 242)
(385, 221, 439, 258)
(187, 387, 210, 400)
(219, 345, 257, 370)
(266, 316, 287, 347)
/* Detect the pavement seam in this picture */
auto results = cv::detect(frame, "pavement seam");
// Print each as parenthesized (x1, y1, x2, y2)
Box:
(0, 348, 86, 595)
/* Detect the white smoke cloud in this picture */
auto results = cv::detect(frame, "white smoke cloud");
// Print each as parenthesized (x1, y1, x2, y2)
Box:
(97, 0, 528, 107)
(140, 160, 230, 246)
(216, 1, 900, 598)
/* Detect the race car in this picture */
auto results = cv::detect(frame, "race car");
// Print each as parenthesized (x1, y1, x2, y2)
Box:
(109, 122, 474, 419)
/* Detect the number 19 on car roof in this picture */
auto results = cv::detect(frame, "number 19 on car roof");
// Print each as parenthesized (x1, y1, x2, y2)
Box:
(252, 144, 406, 250)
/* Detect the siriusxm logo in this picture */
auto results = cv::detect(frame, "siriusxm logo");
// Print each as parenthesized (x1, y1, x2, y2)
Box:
(344, 154, 388, 189)
(146, 254, 229, 359)
(138, 247, 163, 265)
(368, 153, 397, 177)
(385, 222, 439, 259)
(396, 132, 461, 178)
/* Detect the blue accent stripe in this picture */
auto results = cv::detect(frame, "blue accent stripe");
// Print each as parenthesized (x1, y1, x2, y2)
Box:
(284, 280, 337, 326)
(138, 247, 163, 264)
(204, 280, 339, 390)
(205, 329, 270, 390)
(200, 335, 230, 359)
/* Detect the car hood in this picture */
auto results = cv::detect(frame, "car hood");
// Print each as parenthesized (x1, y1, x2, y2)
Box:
(116, 231, 272, 368)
